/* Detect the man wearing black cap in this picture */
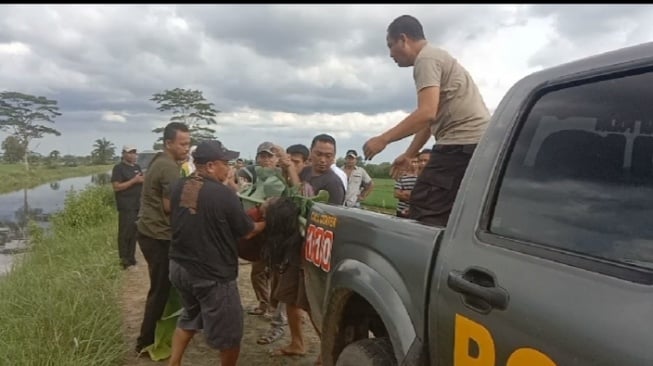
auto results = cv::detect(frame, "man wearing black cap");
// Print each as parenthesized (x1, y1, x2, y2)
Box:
(111, 145, 144, 269)
(342, 149, 374, 208)
(167, 140, 266, 366)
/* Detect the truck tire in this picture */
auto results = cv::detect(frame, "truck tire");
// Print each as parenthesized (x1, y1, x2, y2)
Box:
(335, 338, 396, 366)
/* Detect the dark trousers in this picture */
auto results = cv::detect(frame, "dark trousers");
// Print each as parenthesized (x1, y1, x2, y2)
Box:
(409, 144, 476, 226)
(117, 209, 138, 267)
(136, 232, 171, 350)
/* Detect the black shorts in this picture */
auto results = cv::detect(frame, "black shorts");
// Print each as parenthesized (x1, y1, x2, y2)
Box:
(409, 144, 476, 227)
(169, 260, 243, 350)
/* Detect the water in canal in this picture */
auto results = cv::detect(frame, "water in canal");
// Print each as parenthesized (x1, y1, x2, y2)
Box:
(0, 172, 111, 275)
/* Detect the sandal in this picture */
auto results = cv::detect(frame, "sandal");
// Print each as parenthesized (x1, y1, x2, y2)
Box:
(247, 306, 266, 316)
(257, 325, 285, 345)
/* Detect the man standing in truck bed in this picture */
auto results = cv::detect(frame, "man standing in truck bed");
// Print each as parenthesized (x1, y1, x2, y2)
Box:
(363, 14, 490, 227)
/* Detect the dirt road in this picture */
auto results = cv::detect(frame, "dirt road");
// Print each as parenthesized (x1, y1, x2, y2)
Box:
(120, 248, 320, 365)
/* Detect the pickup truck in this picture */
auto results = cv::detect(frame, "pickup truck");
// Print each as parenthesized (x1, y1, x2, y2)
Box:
(136, 150, 161, 172)
(302, 41, 653, 366)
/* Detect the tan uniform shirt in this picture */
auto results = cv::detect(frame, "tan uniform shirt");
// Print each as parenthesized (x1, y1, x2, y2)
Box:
(413, 44, 491, 145)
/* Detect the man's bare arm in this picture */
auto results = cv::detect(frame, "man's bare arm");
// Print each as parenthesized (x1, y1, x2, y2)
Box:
(359, 181, 374, 201)
(282, 164, 300, 187)
(274, 144, 301, 187)
(405, 127, 432, 157)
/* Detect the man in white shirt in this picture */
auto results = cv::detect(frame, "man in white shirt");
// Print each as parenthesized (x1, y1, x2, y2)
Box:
(330, 163, 347, 191)
(342, 149, 374, 208)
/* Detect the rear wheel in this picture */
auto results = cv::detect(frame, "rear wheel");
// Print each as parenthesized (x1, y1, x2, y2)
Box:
(335, 338, 396, 366)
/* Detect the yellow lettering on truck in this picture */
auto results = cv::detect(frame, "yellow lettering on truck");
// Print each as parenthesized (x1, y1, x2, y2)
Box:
(507, 349, 556, 366)
(455, 314, 495, 366)
(454, 314, 556, 366)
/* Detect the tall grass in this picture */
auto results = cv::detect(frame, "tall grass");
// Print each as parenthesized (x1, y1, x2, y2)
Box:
(0, 186, 126, 365)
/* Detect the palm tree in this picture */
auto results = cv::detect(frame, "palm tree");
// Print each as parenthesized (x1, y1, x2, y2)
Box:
(91, 138, 116, 165)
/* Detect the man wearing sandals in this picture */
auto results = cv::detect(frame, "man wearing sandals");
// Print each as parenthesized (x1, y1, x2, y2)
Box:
(256, 143, 311, 346)
(239, 142, 301, 319)
(271, 134, 345, 364)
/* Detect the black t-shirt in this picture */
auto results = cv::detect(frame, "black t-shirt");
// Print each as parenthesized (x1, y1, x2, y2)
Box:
(299, 166, 345, 205)
(111, 161, 143, 211)
(169, 174, 254, 282)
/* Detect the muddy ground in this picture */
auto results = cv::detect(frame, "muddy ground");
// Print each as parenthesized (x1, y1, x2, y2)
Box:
(120, 247, 320, 365)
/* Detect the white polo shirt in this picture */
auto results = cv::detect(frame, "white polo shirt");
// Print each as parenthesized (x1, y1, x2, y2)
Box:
(331, 164, 347, 191)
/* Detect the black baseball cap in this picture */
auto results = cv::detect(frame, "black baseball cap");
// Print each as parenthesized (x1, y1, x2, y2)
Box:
(192, 140, 240, 164)
(346, 149, 358, 158)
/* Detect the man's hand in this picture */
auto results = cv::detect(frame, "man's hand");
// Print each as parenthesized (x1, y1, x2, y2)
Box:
(278, 153, 292, 169)
(363, 135, 390, 160)
(226, 166, 236, 182)
(133, 173, 144, 184)
(390, 153, 411, 180)
(271, 144, 292, 168)
(223, 167, 239, 192)
(113, 172, 144, 192)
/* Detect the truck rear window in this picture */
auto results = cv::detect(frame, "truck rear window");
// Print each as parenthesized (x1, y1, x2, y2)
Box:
(490, 69, 653, 273)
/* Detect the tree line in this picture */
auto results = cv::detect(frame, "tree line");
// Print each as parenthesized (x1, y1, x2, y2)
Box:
(0, 89, 393, 178)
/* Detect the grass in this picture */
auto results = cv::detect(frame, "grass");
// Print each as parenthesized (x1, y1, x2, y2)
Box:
(0, 163, 114, 194)
(0, 185, 126, 365)
(361, 178, 398, 212)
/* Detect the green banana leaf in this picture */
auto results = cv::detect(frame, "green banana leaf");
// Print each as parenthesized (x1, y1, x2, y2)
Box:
(143, 287, 183, 361)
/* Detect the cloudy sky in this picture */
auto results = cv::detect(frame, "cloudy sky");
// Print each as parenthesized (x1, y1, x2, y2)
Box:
(1, 4, 652, 163)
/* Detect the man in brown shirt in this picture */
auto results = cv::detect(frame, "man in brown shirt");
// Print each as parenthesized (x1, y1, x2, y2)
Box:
(363, 14, 491, 226)
(135, 122, 191, 354)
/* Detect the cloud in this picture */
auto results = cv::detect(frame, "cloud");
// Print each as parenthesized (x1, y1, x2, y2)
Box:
(0, 5, 650, 163)
(0, 41, 30, 56)
(219, 107, 408, 137)
(101, 112, 127, 123)
(524, 5, 653, 68)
